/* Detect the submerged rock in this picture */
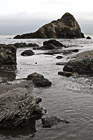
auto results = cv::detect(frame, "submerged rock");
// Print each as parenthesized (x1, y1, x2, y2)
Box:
(27, 72, 52, 87)
(63, 58, 93, 75)
(58, 71, 73, 77)
(0, 81, 45, 129)
(56, 56, 63, 59)
(0, 44, 16, 65)
(41, 116, 69, 128)
(14, 12, 84, 39)
(86, 36, 91, 39)
(14, 43, 28, 48)
(21, 50, 34, 56)
(14, 43, 39, 48)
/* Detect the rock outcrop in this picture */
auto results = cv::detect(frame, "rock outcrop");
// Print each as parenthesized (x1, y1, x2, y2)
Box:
(14, 12, 84, 39)
(63, 58, 93, 75)
(0, 44, 16, 65)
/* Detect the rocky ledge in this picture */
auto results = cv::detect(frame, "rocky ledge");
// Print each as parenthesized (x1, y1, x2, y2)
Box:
(14, 12, 84, 39)
(0, 80, 45, 129)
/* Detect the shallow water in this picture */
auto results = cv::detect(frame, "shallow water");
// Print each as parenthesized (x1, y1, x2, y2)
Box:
(0, 34, 93, 139)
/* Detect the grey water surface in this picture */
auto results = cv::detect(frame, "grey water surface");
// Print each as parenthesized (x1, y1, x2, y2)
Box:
(0, 34, 93, 140)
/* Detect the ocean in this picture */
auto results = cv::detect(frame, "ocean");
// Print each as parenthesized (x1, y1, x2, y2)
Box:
(0, 34, 93, 140)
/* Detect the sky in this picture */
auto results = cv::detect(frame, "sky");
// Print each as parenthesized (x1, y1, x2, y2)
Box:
(0, 0, 93, 34)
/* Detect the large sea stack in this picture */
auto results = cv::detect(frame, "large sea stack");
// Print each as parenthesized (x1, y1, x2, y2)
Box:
(14, 12, 84, 39)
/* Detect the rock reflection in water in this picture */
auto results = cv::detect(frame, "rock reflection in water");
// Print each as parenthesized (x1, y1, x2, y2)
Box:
(0, 65, 16, 82)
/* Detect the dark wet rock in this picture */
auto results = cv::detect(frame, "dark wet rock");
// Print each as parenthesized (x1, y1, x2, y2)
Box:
(27, 72, 52, 87)
(14, 12, 84, 39)
(0, 81, 45, 129)
(86, 36, 91, 39)
(58, 71, 72, 77)
(41, 116, 69, 128)
(43, 40, 65, 48)
(37, 40, 65, 50)
(0, 44, 16, 65)
(21, 50, 34, 56)
(14, 43, 28, 48)
(56, 62, 67, 65)
(56, 56, 63, 59)
(63, 58, 93, 75)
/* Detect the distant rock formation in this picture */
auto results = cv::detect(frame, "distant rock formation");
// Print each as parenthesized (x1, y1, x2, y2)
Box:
(14, 12, 84, 39)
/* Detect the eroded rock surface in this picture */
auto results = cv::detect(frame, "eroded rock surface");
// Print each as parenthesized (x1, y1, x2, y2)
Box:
(14, 13, 84, 39)
(0, 81, 45, 129)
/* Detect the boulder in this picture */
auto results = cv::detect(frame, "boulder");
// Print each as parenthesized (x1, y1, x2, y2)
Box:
(43, 40, 65, 48)
(41, 116, 69, 128)
(63, 58, 93, 75)
(27, 72, 52, 87)
(14, 12, 84, 39)
(0, 44, 16, 65)
(21, 50, 34, 56)
(0, 80, 45, 129)
(37, 40, 65, 50)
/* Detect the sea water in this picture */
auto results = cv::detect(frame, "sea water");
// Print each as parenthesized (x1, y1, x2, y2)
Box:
(0, 34, 93, 140)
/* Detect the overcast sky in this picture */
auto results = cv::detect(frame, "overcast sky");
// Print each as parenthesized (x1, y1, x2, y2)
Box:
(0, 0, 93, 34)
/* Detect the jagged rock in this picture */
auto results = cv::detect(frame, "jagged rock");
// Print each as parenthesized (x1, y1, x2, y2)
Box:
(86, 36, 91, 39)
(0, 44, 16, 65)
(21, 50, 34, 56)
(0, 81, 45, 129)
(41, 116, 69, 128)
(27, 72, 52, 87)
(14, 12, 84, 39)
(63, 58, 93, 75)
(58, 71, 72, 77)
